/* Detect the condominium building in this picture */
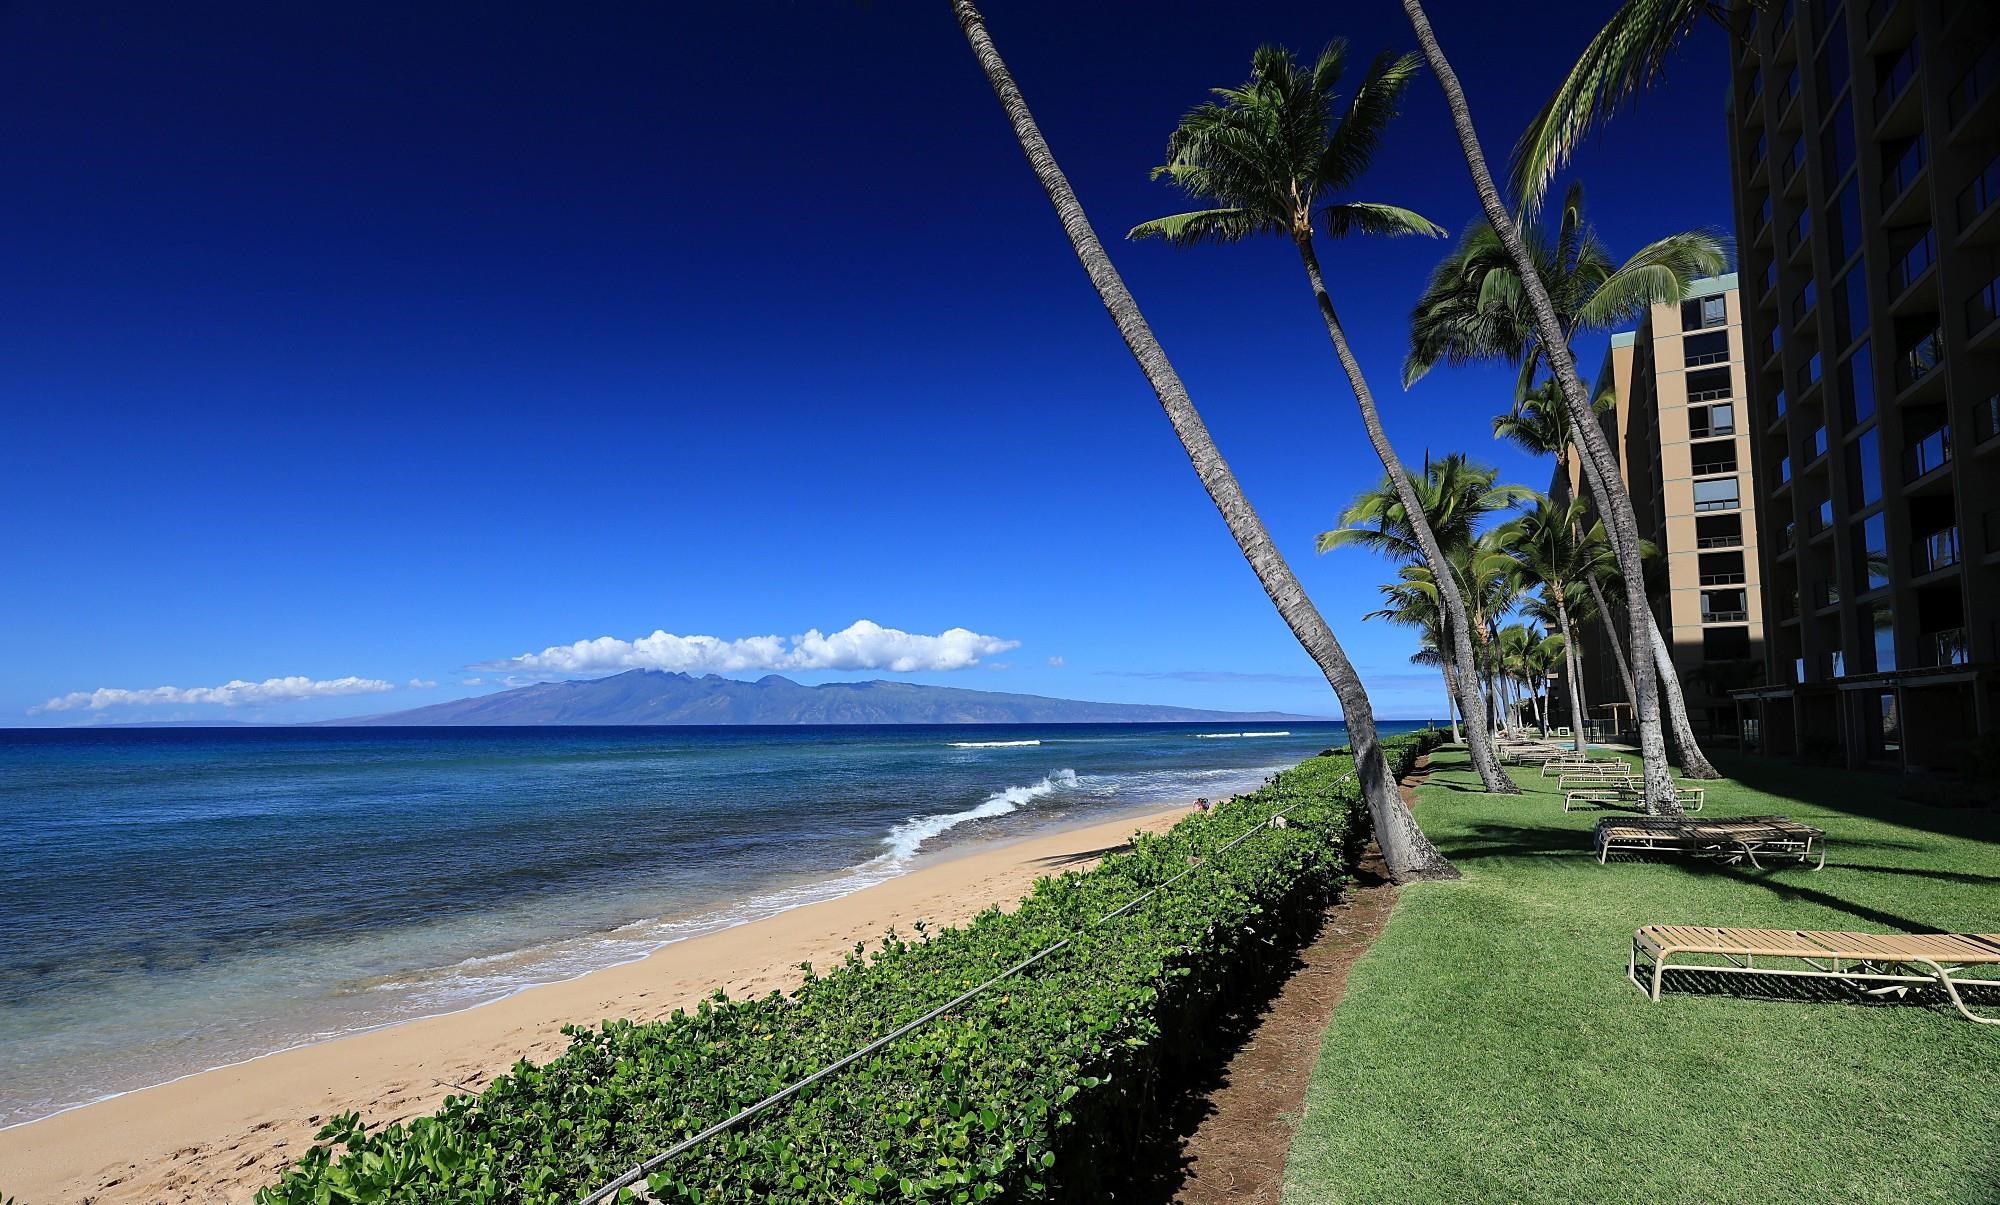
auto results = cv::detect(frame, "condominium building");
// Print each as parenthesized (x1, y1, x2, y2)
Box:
(1557, 277, 1764, 740)
(1726, 0, 2000, 770)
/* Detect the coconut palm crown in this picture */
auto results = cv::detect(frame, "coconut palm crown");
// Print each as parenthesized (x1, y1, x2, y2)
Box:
(1402, 181, 1728, 392)
(1128, 42, 1444, 251)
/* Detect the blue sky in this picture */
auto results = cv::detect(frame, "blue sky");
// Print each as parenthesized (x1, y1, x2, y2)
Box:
(0, 1, 1736, 725)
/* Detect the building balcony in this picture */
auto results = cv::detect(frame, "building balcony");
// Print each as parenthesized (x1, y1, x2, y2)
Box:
(1702, 610, 1751, 624)
(1919, 627, 1971, 669)
(1863, 0, 1914, 57)
(1894, 328, 1945, 401)
(1912, 526, 1961, 577)
(1881, 140, 1930, 225)
(1946, 43, 1999, 144)
(1872, 44, 1924, 139)
(1960, 155, 2000, 245)
(1967, 275, 2000, 349)
(1904, 425, 1952, 486)
(1976, 394, 2000, 450)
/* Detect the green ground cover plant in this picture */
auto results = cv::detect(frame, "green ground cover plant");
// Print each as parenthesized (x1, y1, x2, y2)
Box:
(1283, 748, 1999, 1204)
(254, 731, 1441, 1204)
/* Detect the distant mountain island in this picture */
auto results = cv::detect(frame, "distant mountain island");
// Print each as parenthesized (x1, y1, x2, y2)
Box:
(328, 670, 1323, 726)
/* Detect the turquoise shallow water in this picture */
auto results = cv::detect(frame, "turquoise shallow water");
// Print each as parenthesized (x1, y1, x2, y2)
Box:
(0, 721, 1419, 1127)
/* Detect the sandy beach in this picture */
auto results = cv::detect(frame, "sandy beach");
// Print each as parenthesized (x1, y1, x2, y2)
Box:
(0, 804, 1190, 1205)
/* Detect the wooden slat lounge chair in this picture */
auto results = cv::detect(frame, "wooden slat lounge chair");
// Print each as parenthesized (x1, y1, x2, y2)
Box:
(1568, 785, 1705, 814)
(1630, 926, 2000, 1024)
(1594, 815, 1820, 867)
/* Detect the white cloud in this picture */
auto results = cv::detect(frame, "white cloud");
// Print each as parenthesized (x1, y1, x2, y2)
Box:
(483, 619, 1020, 676)
(33, 675, 397, 714)
(408, 678, 439, 689)
(460, 677, 485, 686)
(1047, 655, 1065, 668)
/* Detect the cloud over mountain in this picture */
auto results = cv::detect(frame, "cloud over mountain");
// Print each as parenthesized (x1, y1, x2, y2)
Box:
(481, 620, 1020, 676)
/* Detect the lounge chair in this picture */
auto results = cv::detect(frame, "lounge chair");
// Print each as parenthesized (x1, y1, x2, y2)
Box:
(1630, 926, 2000, 1024)
(1594, 815, 1819, 867)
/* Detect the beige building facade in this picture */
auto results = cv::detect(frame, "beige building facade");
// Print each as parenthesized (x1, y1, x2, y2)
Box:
(1560, 277, 1765, 738)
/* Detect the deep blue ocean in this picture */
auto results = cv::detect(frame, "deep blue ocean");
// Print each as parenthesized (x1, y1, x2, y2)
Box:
(0, 721, 1417, 1127)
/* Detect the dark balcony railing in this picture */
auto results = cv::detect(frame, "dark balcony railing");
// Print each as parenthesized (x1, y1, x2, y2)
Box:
(1977, 393, 2000, 444)
(1948, 44, 1997, 129)
(1914, 526, 1960, 574)
(1798, 354, 1822, 392)
(1700, 571, 1748, 585)
(1704, 610, 1751, 623)
(1783, 521, 1798, 549)
(1780, 66, 1802, 110)
(1691, 419, 1737, 438)
(1784, 137, 1807, 183)
(1895, 328, 1943, 391)
(1785, 213, 1810, 257)
(1968, 275, 2000, 334)
(1923, 627, 1970, 668)
(1774, 388, 1788, 418)
(1814, 581, 1841, 608)
(1882, 136, 1927, 200)
(1686, 347, 1732, 367)
(1689, 383, 1734, 403)
(1696, 533, 1742, 548)
(1779, 455, 1793, 484)
(1959, 155, 2000, 228)
(1906, 426, 1951, 479)
(1887, 228, 1935, 297)
(1808, 426, 1829, 460)
(1874, 44, 1919, 121)
(1792, 282, 1818, 323)
(1810, 499, 1834, 533)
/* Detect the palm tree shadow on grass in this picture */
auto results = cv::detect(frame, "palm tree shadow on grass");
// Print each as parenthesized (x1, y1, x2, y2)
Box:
(1712, 753, 2000, 846)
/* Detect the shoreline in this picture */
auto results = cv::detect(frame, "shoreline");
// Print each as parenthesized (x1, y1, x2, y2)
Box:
(0, 801, 1194, 1205)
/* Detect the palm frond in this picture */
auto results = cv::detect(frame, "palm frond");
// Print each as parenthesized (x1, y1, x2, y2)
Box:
(1324, 201, 1446, 240)
(1508, 0, 1735, 214)
(1126, 207, 1273, 246)
(1317, 50, 1421, 190)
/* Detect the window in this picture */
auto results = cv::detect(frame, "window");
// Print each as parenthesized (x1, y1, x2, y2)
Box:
(1833, 263, 1868, 347)
(1850, 428, 1881, 506)
(1785, 208, 1811, 257)
(1856, 512, 1890, 591)
(1792, 280, 1818, 323)
(1810, 494, 1834, 532)
(1841, 342, 1875, 427)
(1816, 13, 1849, 100)
(1876, 691, 1901, 755)
(1829, 180, 1862, 265)
(1694, 477, 1741, 512)
(1821, 98, 1856, 188)
(1868, 604, 1896, 673)
(1690, 403, 1736, 437)
(1699, 551, 1747, 584)
(1702, 588, 1749, 621)
(1703, 627, 1753, 660)
(1697, 514, 1743, 547)
(1687, 366, 1732, 402)
(1883, 133, 1926, 200)
(1799, 353, 1822, 392)
(1681, 294, 1729, 330)
(1684, 330, 1731, 366)
(1888, 227, 1935, 297)
(1692, 440, 1739, 476)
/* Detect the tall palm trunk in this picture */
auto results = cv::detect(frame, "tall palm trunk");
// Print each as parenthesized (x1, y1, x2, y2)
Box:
(1399, 0, 1680, 815)
(1294, 239, 1515, 795)
(1441, 654, 1463, 744)
(954, 0, 1458, 880)
(1535, 680, 1548, 736)
(1647, 607, 1720, 776)
(1553, 589, 1588, 754)
(1585, 574, 1639, 727)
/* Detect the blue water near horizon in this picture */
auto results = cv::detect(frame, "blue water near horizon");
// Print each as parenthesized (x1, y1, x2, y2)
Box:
(0, 720, 1426, 1128)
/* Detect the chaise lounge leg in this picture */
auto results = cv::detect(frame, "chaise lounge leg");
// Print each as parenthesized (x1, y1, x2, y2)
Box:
(1912, 958, 2000, 1025)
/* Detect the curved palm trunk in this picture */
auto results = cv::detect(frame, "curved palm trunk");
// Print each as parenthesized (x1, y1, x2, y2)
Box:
(1553, 590, 1588, 754)
(1399, 0, 1681, 816)
(1646, 607, 1721, 777)
(1585, 574, 1639, 727)
(954, 0, 1459, 879)
(1440, 651, 1463, 744)
(1294, 240, 1516, 795)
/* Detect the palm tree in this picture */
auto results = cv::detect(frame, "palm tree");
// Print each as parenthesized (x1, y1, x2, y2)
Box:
(1494, 376, 1720, 776)
(1365, 571, 1460, 743)
(951, 0, 1457, 881)
(1496, 496, 1603, 756)
(1126, 43, 1515, 798)
(1396, 0, 1700, 814)
(1325, 456, 1529, 738)
(1404, 181, 1727, 396)
(1511, 1, 1765, 215)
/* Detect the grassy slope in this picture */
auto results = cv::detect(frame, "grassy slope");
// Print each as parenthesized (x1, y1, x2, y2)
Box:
(1282, 749, 1999, 1204)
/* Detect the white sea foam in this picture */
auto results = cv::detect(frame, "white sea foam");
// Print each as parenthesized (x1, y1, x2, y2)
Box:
(879, 769, 1079, 861)
(1194, 730, 1291, 739)
(946, 739, 1042, 748)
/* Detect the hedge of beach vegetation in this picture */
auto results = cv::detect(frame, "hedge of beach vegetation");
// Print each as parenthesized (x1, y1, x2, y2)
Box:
(256, 730, 1441, 1205)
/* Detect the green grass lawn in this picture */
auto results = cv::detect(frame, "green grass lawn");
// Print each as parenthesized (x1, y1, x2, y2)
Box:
(1281, 748, 1999, 1204)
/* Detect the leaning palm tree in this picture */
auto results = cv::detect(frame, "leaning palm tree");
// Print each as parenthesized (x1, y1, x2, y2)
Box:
(1365, 571, 1460, 743)
(1494, 374, 1720, 776)
(1126, 43, 1514, 798)
(1511, 1, 1766, 215)
(1404, 181, 1727, 397)
(1397, 0, 1699, 814)
(951, 0, 1456, 881)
